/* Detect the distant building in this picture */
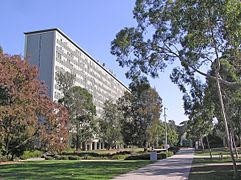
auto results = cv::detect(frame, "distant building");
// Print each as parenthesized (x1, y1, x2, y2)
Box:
(24, 28, 129, 117)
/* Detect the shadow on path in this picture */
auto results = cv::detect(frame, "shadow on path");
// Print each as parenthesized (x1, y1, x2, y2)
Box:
(112, 148, 194, 180)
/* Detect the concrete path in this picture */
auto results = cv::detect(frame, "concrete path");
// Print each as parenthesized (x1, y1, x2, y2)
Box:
(112, 148, 194, 180)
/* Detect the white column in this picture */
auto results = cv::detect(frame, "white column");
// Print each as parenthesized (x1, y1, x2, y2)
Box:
(94, 142, 97, 150)
(89, 142, 92, 151)
(85, 143, 88, 151)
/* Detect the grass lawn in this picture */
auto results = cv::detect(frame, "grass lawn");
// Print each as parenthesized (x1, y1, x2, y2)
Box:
(189, 156, 241, 180)
(0, 160, 153, 180)
(195, 147, 241, 157)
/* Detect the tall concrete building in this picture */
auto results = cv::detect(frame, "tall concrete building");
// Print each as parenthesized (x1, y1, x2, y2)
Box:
(24, 28, 129, 117)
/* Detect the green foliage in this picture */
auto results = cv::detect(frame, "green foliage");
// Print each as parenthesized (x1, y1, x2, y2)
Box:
(20, 150, 43, 160)
(58, 85, 96, 150)
(168, 146, 180, 155)
(111, 0, 241, 154)
(166, 121, 179, 146)
(111, 154, 129, 160)
(56, 71, 76, 97)
(53, 154, 68, 160)
(125, 152, 167, 160)
(0, 156, 8, 162)
(112, 0, 241, 82)
(68, 155, 81, 160)
(43, 155, 54, 160)
(98, 100, 123, 149)
(118, 78, 162, 148)
(167, 151, 174, 157)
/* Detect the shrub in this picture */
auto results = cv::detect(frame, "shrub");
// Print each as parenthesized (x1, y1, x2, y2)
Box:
(68, 155, 81, 160)
(111, 154, 129, 160)
(43, 155, 54, 160)
(168, 147, 180, 154)
(167, 151, 174, 157)
(0, 156, 8, 162)
(80, 155, 96, 160)
(53, 155, 69, 160)
(115, 151, 132, 155)
(20, 150, 43, 160)
(62, 152, 100, 157)
(125, 153, 150, 160)
(125, 152, 168, 160)
(158, 153, 167, 159)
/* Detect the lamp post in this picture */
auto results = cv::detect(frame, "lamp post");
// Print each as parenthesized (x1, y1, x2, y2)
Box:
(163, 107, 169, 150)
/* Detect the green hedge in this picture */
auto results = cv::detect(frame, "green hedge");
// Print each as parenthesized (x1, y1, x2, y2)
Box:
(20, 150, 43, 160)
(0, 155, 8, 162)
(68, 155, 81, 160)
(125, 153, 167, 160)
(111, 154, 129, 160)
(168, 147, 180, 154)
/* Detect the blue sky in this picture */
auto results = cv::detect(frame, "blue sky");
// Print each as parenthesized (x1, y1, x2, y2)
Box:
(0, 0, 187, 124)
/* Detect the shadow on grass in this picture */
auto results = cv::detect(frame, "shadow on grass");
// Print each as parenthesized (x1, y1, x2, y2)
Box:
(0, 160, 152, 180)
(189, 162, 241, 180)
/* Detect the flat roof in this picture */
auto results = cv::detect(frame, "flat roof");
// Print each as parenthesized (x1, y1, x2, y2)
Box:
(24, 28, 129, 92)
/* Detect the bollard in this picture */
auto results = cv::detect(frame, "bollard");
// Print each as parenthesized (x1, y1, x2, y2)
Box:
(150, 151, 157, 161)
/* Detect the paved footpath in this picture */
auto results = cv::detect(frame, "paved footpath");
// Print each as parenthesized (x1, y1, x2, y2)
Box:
(112, 148, 194, 180)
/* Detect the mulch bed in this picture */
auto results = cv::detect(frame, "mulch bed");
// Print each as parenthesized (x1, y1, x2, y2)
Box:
(0, 161, 22, 165)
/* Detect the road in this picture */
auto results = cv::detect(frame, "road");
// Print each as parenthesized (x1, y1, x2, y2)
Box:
(112, 148, 194, 180)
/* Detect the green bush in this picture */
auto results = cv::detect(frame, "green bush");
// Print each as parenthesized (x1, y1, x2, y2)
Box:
(43, 155, 54, 160)
(0, 156, 8, 162)
(68, 155, 81, 160)
(158, 153, 167, 159)
(115, 151, 132, 155)
(80, 155, 96, 160)
(53, 155, 69, 160)
(125, 153, 150, 160)
(111, 154, 129, 160)
(168, 146, 180, 154)
(62, 152, 100, 157)
(20, 150, 43, 160)
(167, 151, 174, 157)
(125, 152, 168, 160)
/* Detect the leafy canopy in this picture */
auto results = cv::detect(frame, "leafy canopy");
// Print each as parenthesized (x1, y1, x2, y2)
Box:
(111, 0, 241, 86)
(0, 53, 69, 159)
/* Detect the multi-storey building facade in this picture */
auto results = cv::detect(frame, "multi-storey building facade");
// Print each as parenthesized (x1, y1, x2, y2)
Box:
(24, 28, 129, 150)
(24, 28, 129, 117)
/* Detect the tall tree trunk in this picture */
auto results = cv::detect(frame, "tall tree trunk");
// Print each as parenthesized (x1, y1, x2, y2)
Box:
(239, 134, 241, 147)
(200, 138, 204, 150)
(205, 135, 212, 159)
(216, 74, 238, 178)
(231, 133, 239, 159)
(223, 137, 227, 147)
(76, 120, 80, 151)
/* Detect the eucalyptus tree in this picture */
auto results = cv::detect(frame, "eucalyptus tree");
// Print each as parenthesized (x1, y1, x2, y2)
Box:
(62, 86, 96, 151)
(118, 77, 162, 149)
(99, 100, 123, 149)
(111, 0, 241, 176)
(56, 71, 76, 97)
(56, 71, 96, 150)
